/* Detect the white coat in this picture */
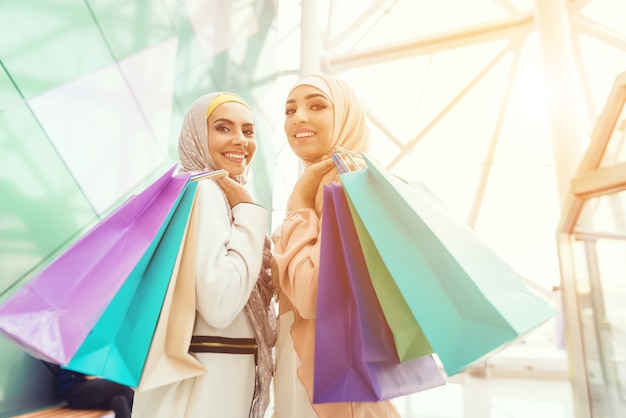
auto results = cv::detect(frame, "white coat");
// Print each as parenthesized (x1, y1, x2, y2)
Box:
(132, 179, 268, 418)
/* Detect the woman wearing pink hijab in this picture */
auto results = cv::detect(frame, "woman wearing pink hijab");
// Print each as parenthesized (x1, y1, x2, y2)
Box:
(272, 74, 400, 417)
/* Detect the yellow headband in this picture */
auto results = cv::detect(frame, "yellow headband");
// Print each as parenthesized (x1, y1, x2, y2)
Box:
(206, 93, 252, 120)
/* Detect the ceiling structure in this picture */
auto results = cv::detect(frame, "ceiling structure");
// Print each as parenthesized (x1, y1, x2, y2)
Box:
(273, 0, 626, 295)
(270, 3, 626, 399)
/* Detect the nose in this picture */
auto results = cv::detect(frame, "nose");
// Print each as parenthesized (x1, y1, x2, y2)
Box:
(293, 107, 308, 123)
(232, 134, 248, 147)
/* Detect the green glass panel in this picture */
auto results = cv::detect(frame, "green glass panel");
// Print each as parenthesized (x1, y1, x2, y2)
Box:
(169, 14, 213, 136)
(170, 2, 211, 74)
(0, 104, 96, 295)
(174, 62, 216, 114)
(0, 1, 114, 99)
(0, 67, 23, 112)
(87, 0, 177, 61)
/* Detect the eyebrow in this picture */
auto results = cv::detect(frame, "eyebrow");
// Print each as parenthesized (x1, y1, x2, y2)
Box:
(212, 117, 254, 127)
(285, 93, 330, 104)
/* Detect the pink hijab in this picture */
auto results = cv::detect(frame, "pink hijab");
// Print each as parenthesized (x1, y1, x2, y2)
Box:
(288, 73, 371, 211)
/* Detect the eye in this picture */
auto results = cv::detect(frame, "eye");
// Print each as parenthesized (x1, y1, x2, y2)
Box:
(215, 125, 230, 132)
(285, 107, 295, 116)
(310, 102, 327, 111)
(243, 129, 255, 137)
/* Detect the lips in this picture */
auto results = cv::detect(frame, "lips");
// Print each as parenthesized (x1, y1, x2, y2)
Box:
(223, 152, 246, 162)
(294, 129, 315, 141)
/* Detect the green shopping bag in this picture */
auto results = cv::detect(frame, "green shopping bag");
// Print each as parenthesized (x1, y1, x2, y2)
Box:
(344, 196, 433, 362)
(64, 178, 198, 387)
(339, 153, 556, 376)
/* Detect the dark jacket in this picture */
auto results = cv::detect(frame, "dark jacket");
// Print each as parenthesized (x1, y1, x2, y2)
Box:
(43, 362, 87, 398)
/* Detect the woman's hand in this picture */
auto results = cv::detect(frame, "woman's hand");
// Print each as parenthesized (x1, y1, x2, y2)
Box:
(288, 157, 336, 211)
(214, 176, 254, 208)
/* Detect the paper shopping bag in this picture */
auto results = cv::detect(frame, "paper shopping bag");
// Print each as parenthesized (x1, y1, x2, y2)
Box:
(345, 195, 433, 362)
(313, 183, 444, 403)
(339, 153, 556, 376)
(0, 165, 191, 364)
(64, 180, 199, 387)
(135, 184, 206, 392)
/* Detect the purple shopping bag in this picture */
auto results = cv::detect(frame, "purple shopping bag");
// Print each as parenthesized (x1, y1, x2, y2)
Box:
(0, 165, 192, 365)
(313, 183, 445, 403)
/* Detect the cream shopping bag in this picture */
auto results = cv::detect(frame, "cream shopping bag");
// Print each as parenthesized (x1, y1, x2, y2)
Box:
(135, 195, 206, 392)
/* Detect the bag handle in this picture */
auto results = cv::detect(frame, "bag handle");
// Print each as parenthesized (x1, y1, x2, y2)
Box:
(191, 169, 229, 182)
(332, 148, 363, 173)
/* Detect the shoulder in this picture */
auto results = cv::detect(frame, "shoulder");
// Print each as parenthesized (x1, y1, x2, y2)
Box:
(194, 179, 229, 207)
(195, 178, 224, 195)
(193, 179, 231, 220)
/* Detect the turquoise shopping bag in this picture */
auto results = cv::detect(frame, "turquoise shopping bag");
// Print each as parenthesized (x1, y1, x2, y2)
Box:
(345, 195, 433, 362)
(339, 153, 556, 376)
(314, 183, 445, 403)
(64, 178, 198, 387)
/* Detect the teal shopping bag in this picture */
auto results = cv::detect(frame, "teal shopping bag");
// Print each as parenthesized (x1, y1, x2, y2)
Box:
(64, 179, 198, 387)
(339, 153, 556, 376)
(314, 183, 445, 403)
(345, 195, 433, 362)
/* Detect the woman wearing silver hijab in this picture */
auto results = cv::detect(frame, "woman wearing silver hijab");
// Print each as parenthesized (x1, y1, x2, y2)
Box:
(132, 92, 276, 418)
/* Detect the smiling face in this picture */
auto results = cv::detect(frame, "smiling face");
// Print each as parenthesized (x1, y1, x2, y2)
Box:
(207, 101, 256, 177)
(284, 84, 334, 164)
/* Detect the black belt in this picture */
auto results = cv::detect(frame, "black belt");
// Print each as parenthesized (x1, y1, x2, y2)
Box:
(189, 336, 257, 360)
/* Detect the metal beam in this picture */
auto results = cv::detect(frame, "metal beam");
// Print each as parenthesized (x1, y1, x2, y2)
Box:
(326, 13, 533, 71)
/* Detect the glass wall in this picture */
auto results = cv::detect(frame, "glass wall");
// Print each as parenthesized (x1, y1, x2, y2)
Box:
(559, 72, 626, 418)
(0, 1, 277, 415)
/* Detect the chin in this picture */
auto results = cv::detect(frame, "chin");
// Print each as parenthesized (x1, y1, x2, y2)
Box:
(290, 144, 322, 161)
(291, 148, 313, 161)
(231, 167, 248, 177)
(300, 153, 324, 163)
(221, 162, 245, 176)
